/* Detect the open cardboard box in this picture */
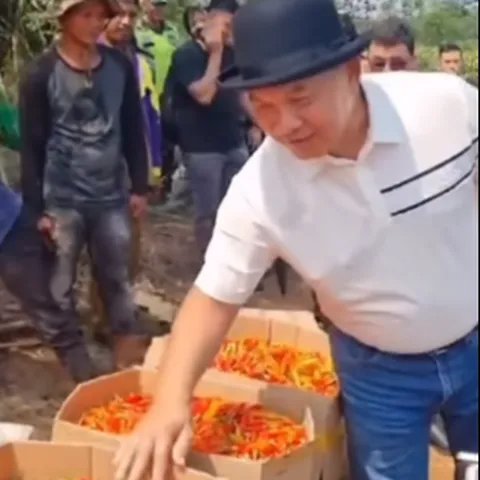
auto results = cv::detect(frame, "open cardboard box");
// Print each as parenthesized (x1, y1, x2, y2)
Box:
(52, 368, 316, 480)
(144, 308, 347, 480)
(0, 441, 222, 480)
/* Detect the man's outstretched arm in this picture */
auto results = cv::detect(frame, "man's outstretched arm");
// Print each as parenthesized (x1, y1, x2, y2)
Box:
(114, 181, 276, 480)
(115, 287, 239, 480)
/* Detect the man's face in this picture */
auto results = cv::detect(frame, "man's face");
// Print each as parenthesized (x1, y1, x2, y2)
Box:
(147, 2, 167, 28)
(105, 2, 138, 45)
(440, 50, 464, 75)
(248, 62, 361, 160)
(62, 0, 109, 46)
(190, 10, 207, 39)
(208, 10, 234, 45)
(368, 42, 416, 72)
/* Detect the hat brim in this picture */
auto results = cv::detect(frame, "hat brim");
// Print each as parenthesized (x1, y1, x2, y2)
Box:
(220, 33, 371, 90)
(57, 0, 117, 19)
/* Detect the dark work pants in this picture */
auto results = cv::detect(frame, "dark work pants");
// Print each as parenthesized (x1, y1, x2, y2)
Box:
(49, 205, 138, 336)
(0, 208, 93, 380)
(184, 147, 248, 255)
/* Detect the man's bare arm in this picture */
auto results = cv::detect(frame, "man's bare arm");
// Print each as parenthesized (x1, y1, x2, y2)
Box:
(188, 48, 223, 106)
(155, 286, 239, 402)
(115, 287, 240, 480)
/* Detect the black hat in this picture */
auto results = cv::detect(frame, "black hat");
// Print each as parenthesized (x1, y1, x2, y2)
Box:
(221, 0, 370, 89)
(208, 0, 239, 14)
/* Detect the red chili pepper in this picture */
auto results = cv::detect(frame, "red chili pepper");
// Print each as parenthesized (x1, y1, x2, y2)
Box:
(79, 394, 307, 460)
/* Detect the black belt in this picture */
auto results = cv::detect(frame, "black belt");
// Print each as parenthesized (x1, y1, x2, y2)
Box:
(431, 326, 478, 355)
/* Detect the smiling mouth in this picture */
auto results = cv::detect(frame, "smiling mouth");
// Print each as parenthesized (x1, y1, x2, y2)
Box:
(289, 134, 314, 145)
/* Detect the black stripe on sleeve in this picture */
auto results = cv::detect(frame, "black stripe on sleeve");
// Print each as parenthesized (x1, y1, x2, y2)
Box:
(381, 137, 479, 195)
(391, 162, 476, 217)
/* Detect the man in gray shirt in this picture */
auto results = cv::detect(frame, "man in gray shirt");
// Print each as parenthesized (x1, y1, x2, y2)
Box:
(19, 0, 149, 370)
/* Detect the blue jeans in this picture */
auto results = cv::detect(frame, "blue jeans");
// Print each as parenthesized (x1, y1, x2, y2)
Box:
(184, 147, 248, 254)
(330, 327, 478, 480)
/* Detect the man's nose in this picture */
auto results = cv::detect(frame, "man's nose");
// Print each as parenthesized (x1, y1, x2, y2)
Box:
(273, 107, 303, 137)
(120, 15, 132, 26)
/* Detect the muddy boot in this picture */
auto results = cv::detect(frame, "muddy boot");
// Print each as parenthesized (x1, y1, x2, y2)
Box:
(113, 335, 150, 371)
(56, 345, 96, 383)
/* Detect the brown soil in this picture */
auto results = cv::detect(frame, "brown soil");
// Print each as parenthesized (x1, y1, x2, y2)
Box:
(0, 212, 455, 478)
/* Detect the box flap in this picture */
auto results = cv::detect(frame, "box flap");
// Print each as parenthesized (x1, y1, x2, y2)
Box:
(0, 442, 91, 479)
(0, 444, 15, 480)
(56, 368, 157, 424)
(227, 310, 271, 340)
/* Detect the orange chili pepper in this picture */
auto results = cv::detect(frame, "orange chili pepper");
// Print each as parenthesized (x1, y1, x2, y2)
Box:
(214, 339, 340, 397)
(79, 395, 307, 460)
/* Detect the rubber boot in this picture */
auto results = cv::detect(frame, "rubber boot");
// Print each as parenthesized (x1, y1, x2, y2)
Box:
(56, 345, 96, 383)
(113, 335, 150, 371)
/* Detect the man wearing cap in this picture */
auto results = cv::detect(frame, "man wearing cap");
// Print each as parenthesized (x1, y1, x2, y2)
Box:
(19, 0, 149, 373)
(115, 0, 478, 479)
(164, 0, 248, 255)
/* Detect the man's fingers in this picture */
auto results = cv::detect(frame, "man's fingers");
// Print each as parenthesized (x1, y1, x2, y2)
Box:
(172, 425, 193, 467)
(114, 438, 137, 480)
(127, 439, 154, 480)
(152, 438, 175, 480)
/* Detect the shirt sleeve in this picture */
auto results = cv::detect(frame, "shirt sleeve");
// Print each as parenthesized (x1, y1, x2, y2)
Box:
(173, 45, 205, 90)
(461, 80, 479, 184)
(195, 181, 277, 304)
(120, 55, 149, 195)
(18, 52, 54, 215)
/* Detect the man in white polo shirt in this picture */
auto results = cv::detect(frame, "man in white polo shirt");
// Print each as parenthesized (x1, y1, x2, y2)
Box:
(115, 0, 478, 479)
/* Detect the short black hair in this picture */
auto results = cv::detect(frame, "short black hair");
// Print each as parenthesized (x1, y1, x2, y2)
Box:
(183, 6, 204, 35)
(439, 43, 463, 56)
(207, 0, 239, 14)
(371, 17, 415, 55)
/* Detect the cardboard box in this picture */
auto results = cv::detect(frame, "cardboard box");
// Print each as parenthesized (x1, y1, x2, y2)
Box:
(52, 368, 316, 480)
(0, 441, 221, 480)
(144, 308, 348, 480)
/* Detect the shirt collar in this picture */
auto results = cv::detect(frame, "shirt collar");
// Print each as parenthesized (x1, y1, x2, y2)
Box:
(269, 75, 406, 181)
(362, 74, 405, 145)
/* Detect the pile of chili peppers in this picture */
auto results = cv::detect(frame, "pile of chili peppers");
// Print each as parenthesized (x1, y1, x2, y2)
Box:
(79, 395, 307, 460)
(192, 397, 307, 459)
(214, 338, 340, 397)
(79, 393, 152, 435)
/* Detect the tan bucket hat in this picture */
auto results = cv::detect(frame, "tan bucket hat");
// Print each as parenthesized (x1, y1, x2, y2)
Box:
(57, 0, 118, 19)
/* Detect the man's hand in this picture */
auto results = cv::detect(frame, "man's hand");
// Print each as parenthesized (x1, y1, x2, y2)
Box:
(202, 16, 229, 52)
(37, 214, 57, 250)
(130, 194, 148, 219)
(37, 214, 55, 236)
(114, 402, 193, 480)
(115, 288, 239, 480)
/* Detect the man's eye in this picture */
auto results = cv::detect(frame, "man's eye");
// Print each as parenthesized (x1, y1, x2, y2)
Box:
(291, 97, 310, 106)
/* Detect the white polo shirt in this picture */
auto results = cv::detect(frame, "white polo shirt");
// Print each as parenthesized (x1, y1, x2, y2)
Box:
(196, 72, 479, 354)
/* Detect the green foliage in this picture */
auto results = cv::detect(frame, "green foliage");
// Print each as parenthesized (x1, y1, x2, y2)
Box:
(414, 2, 479, 46)
(0, 0, 57, 100)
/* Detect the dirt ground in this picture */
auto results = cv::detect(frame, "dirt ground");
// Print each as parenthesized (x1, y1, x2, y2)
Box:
(0, 212, 455, 478)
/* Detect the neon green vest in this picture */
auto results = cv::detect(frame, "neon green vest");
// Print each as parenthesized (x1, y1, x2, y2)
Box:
(136, 28, 175, 97)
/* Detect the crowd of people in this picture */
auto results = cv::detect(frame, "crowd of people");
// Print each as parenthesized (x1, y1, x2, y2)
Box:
(0, 0, 478, 478)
